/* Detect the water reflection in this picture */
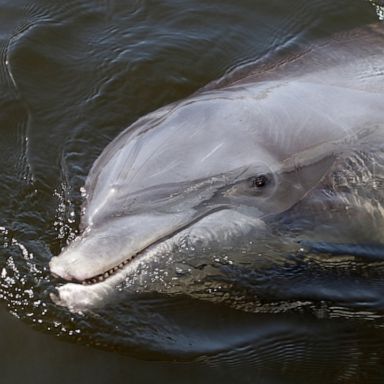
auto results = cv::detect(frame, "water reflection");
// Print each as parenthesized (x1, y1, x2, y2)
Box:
(370, 0, 384, 20)
(1, 301, 384, 383)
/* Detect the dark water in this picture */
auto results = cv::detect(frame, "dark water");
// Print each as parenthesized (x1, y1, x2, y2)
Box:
(1, 0, 384, 382)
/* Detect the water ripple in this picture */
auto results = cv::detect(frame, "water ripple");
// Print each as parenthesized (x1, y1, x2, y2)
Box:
(0, 2, 383, 377)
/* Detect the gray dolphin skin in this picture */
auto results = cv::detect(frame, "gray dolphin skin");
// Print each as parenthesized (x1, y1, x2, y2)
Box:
(50, 25, 384, 312)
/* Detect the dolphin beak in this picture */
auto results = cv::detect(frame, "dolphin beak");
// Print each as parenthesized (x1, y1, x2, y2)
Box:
(50, 211, 195, 283)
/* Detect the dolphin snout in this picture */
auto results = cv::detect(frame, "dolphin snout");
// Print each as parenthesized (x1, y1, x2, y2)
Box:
(50, 256, 77, 282)
(50, 212, 196, 283)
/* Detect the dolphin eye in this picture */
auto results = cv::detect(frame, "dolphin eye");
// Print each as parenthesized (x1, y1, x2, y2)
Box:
(249, 174, 269, 188)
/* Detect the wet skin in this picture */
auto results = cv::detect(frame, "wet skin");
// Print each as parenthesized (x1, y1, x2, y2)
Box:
(50, 24, 384, 312)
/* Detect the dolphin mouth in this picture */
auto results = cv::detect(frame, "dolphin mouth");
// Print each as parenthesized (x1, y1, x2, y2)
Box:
(50, 208, 266, 287)
(81, 257, 132, 285)
(79, 233, 171, 285)
(50, 208, 225, 285)
(51, 227, 180, 286)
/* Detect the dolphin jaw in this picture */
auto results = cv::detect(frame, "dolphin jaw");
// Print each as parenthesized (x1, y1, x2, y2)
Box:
(49, 239, 141, 284)
(49, 253, 134, 284)
(49, 212, 190, 283)
(50, 209, 267, 287)
(50, 210, 269, 311)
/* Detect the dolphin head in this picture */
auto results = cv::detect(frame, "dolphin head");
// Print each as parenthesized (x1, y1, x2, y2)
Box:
(49, 79, 384, 311)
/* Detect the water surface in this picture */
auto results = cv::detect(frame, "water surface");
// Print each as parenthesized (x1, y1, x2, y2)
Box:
(0, 0, 384, 382)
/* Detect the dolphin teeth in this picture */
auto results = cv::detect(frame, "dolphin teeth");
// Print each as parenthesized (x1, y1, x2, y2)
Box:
(82, 258, 133, 285)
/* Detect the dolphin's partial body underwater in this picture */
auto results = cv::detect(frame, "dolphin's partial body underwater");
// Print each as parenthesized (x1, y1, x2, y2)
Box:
(50, 25, 384, 313)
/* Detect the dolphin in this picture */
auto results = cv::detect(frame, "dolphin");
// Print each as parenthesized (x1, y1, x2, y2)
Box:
(50, 24, 384, 312)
